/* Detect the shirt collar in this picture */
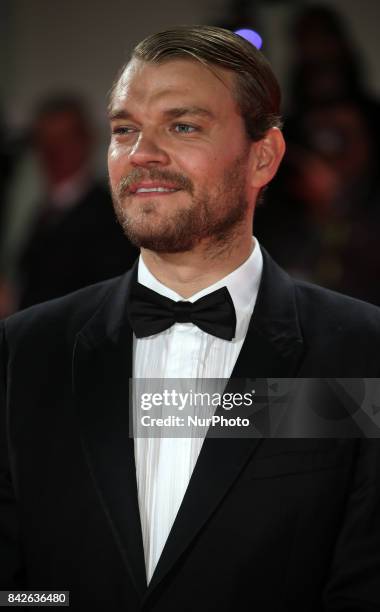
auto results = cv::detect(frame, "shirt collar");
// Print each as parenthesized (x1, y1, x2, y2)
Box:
(137, 238, 263, 340)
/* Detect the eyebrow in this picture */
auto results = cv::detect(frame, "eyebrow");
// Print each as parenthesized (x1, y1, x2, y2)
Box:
(162, 106, 215, 120)
(108, 109, 133, 121)
(108, 106, 215, 121)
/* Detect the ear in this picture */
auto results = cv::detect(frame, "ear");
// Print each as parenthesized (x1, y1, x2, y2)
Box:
(248, 127, 286, 189)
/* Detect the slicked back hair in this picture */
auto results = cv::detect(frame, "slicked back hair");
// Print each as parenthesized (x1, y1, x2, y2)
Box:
(110, 25, 282, 142)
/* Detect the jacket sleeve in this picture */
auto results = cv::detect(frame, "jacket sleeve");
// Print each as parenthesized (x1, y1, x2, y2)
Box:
(323, 438, 380, 610)
(0, 320, 25, 587)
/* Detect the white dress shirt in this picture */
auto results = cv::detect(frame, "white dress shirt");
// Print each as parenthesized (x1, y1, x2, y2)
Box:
(133, 239, 263, 583)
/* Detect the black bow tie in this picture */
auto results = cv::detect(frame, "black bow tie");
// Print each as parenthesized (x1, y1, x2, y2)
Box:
(127, 282, 236, 340)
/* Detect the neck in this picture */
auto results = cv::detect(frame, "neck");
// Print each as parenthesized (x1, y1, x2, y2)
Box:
(141, 229, 254, 298)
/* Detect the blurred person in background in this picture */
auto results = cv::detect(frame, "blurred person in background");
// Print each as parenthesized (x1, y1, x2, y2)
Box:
(287, 4, 380, 118)
(256, 4, 380, 305)
(256, 97, 380, 303)
(0, 95, 137, 314)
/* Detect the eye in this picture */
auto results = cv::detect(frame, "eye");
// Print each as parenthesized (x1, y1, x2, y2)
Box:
(111, 126, 136, 136)
(173, 123, 198, 134)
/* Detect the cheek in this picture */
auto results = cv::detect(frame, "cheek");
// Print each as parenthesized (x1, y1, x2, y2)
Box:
(108, 146, 127, 184)
(190, 156, 232, 185)
(179, 155, 219, 183)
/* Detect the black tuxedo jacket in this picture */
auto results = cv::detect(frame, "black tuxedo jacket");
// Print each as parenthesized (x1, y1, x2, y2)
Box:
(1, 249, 380, 611)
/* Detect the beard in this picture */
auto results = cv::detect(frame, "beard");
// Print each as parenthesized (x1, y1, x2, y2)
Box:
(110, 153, 250, 254)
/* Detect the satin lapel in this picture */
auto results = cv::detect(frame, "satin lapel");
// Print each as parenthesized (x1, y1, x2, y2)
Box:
(230, 246, 305, 380)
(144, 434, 260, 601)
(144, 248, 305, 601)
(73, 264, 147, 598)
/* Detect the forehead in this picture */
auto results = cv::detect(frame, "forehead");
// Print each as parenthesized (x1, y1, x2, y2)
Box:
(110, 58, 238, 115)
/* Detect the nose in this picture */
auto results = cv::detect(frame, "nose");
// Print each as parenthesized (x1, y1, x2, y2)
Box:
(128, 132, 170, 167)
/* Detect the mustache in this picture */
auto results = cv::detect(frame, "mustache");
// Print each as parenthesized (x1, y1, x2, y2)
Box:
(117, 168, 194, 198)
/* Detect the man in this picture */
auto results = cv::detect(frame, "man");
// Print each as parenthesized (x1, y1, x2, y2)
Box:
(1, 25, 380, 611)
(1, 96, 138, 312)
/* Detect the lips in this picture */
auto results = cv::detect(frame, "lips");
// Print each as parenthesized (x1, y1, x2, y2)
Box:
(129, 182, 180, 195)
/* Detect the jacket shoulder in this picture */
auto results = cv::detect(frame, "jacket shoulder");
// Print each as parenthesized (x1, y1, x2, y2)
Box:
(294, 279, 380, 343)
(1, 276, 123, 348)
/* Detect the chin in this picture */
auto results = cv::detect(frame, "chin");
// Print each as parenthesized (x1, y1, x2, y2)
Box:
(116, 204, 197, 252)
(129, 233, 196, 253)
(122, 220, 196, 252)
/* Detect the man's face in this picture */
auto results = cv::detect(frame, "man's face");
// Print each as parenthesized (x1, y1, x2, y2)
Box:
(35, 111, 91, 184)
(108, 58, 255, 253)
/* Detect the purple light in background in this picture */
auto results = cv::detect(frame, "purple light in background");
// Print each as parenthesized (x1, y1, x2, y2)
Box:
(234, 28, 263, 50)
